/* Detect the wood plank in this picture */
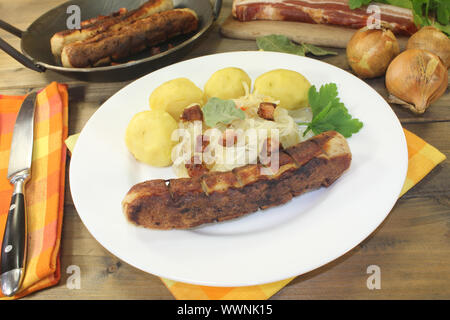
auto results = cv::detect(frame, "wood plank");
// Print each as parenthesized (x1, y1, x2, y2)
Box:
(23, 193, 450, 299)
(0, 0, 447, 122)
(220, 15, 410, 49)
(0, 0, 67, 33)
(21, 205, 174, 300)
(273, 196, 450, 299)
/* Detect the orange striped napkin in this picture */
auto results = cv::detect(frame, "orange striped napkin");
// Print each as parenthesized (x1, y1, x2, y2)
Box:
(0, 82, 68, 299)
(65, 128, 446, 300)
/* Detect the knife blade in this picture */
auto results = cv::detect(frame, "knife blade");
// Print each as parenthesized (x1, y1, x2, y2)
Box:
(1, 91, 37, 297)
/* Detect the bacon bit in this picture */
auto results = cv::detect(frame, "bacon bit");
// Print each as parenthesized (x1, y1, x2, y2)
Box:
(185, 155, 209, 178)
(257, 102, 277, 120)
(195, 135, 210, 153)
(180, 104, 203, 122)
(260, 137, 282, 161)
(150, 47, 161, 55)
(220, 129, 238, 147)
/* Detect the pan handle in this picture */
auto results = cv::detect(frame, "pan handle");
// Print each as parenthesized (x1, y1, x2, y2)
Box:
(0, 20, 23, 38)
(0, 37, 45, 73)
(212, 0, 222, 20)
(0, 20, 45, 73)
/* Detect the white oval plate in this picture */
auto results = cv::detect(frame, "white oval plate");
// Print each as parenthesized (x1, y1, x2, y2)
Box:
(69, 51, 408, 287)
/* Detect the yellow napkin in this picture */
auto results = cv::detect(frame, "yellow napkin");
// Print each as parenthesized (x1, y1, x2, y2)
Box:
(65, 128, 446, 300)
(0, 83, 69, 299)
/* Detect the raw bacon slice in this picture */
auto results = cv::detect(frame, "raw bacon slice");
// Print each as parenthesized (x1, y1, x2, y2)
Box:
(232, 0, 417, 35)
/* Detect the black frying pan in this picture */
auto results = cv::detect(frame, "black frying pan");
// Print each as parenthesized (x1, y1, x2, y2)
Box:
(0, 0, 221, 77)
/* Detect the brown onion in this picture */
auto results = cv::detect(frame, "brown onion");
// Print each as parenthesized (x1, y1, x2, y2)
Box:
(406, 26, 450, 69)
(346, 27, 400, 79)
(385, 49, 448, 114)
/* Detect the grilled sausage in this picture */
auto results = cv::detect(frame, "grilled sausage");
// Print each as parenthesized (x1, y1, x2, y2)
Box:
(61, 8, 198, 68)
(122, 131, 352, 229)
(50, 0, 173, 58)
(79, 8, 128, 28)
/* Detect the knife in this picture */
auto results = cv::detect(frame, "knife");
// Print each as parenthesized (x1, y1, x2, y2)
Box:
(1, 92, 37, 297)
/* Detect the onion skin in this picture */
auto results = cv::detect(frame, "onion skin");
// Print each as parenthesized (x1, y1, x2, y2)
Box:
(346, 27, 399, 79)
(406, 26, 450, 69)
(385, 49, 448, 114)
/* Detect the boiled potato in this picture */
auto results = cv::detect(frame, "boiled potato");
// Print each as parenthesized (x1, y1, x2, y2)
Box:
(254, 69, 311, 109)
(204, 67, 251, 100)
(125, 110, 178, 167)
(149, 78, 204, 120)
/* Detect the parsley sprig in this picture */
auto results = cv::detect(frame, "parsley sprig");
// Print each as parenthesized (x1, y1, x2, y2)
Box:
(297, 84, 363, 138)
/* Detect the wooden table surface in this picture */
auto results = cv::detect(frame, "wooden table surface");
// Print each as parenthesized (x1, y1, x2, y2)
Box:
(0, 0, 449, 300)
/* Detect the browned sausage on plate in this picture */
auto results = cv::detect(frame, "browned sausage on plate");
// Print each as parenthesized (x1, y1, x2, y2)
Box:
(122, 130, 352, 230)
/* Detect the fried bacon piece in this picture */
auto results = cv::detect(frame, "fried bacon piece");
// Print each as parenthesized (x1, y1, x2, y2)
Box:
(259, 137, 282, 169)
(181, 104, 203, 122)
(220, 129, 238, 147)
(185, 135, 210, 178)
(185, 158, 209, 178)
(260, 137, 282, 157)
(257, 102, 277, 120)
(195, 134, 210, 153)
(122, 131, 352, 229)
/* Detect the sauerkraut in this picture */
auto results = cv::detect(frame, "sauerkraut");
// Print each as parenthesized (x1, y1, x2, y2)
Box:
(171, 82, 313, 177)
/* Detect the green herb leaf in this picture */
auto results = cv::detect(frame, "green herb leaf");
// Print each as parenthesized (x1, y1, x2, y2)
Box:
(256, 35, 338, 57)
(436, 0, 449, 25)
(302, 43, 338, 56)
(202, 97, 245, 127)
(433, 20, 450, 34)
(349, 0, 411, 9)
(256, 35, 306, 56)
(411, 0, 430, 26)
(348, 0, 450, 36)
(385, 0, 413, 9)
(407, 0, 450, 35)
(298, 84, 363, 138)
(348, 0, 371, 10)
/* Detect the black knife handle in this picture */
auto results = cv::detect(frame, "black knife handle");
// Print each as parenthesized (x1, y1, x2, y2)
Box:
(1, 179, 27, 296)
